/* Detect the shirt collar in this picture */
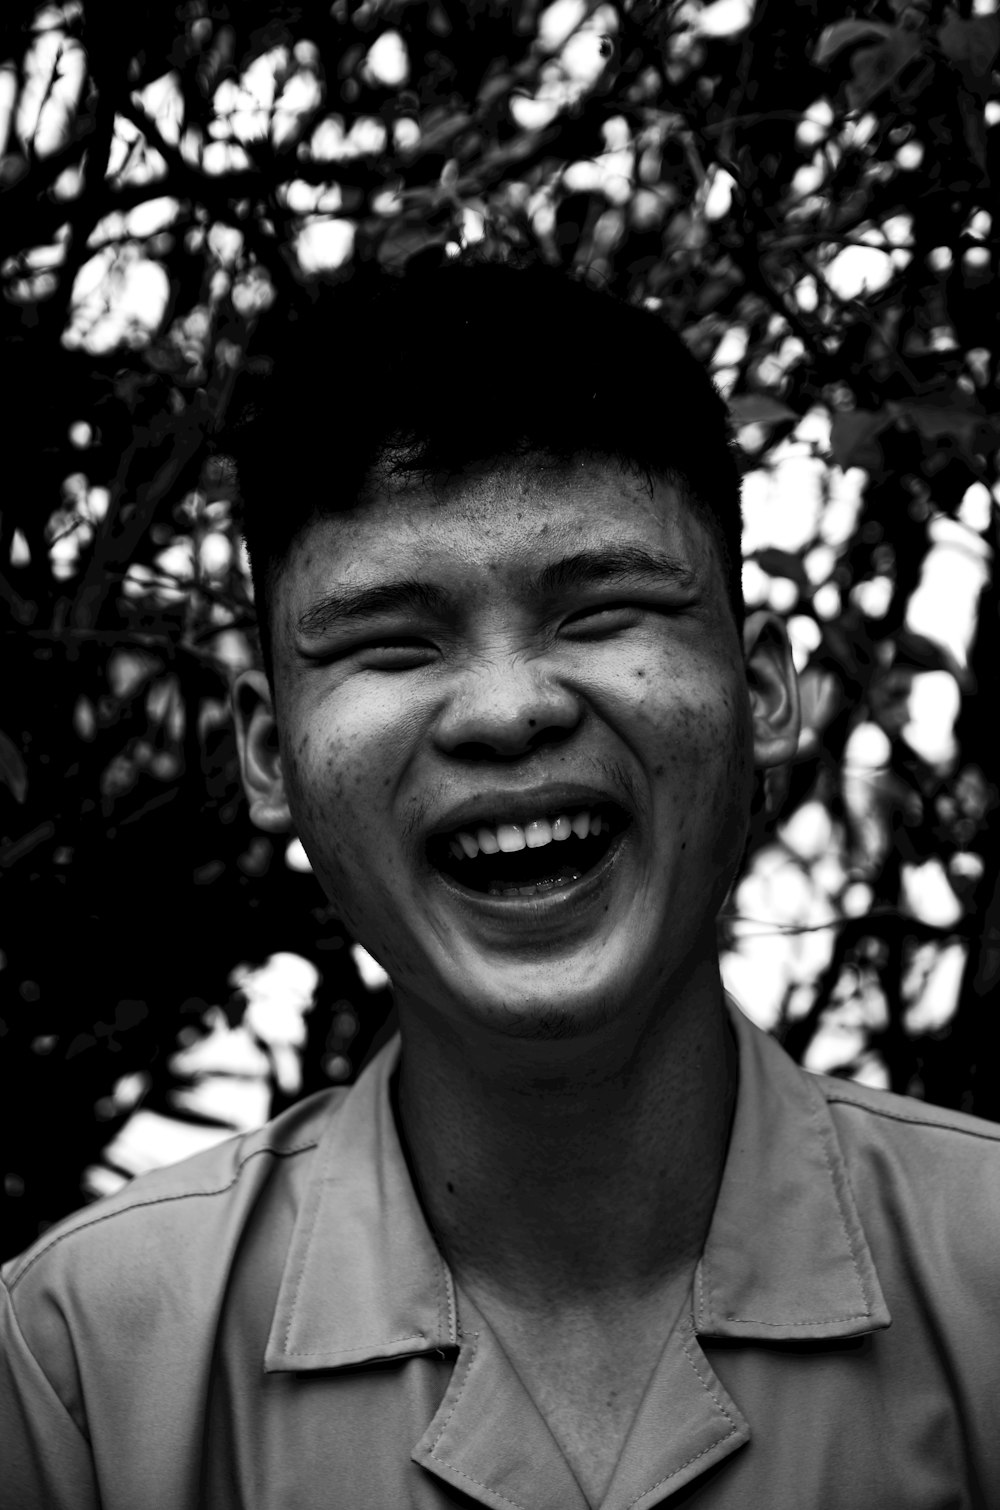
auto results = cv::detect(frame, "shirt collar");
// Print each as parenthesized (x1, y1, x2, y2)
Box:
(694, 1000, 891, 1341)
(264, 1036, 458, 1373)
(265, 1000, 889, 1373)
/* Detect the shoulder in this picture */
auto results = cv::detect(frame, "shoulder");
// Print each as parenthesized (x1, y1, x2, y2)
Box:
(1, 1084, 362, 1452)
(812, 1071, 1000, 1295)
(815, 1069, 1000, 1157)
(2, 1085, 346, 1302)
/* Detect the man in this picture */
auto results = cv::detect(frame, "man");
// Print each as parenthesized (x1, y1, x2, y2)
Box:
(2, 262, 998, 1509)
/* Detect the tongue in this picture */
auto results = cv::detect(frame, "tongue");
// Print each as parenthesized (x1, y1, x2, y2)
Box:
(487, 866, 584, 897)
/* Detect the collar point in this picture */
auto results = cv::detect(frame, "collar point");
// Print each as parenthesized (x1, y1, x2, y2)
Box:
(697, 1304, 892, 1343)
(263, 1331, 460, 1374)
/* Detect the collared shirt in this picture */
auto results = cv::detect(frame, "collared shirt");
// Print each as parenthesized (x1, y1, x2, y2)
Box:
(2, 1002, 999, 1510)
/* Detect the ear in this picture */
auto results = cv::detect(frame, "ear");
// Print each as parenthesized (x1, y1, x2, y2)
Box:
(232, 669, 293, 833)
(742, 610, 800, 770)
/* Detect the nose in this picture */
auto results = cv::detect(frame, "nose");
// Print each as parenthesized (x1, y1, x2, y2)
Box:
(434, 654, 584, 762)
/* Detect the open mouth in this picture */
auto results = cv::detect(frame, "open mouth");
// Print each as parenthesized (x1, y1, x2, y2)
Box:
(428, 804, 629, 898)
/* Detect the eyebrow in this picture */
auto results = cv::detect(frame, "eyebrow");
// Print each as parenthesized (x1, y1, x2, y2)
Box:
(533, 546, 698, 598)
(295, 580, 450, 640)
(295, 546, 697, 641)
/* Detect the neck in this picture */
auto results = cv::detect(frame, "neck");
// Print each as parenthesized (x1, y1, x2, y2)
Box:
(394, 960, 737, 1312)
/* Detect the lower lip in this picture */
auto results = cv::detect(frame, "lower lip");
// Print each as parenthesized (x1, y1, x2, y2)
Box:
(430, 827, 630, 925)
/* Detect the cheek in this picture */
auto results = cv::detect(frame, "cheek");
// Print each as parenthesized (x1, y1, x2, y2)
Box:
(283, 748, 370, 931)
(613, 651, 747, 770)
(614, 657, 751, 856)
(278, 694, 423, 915)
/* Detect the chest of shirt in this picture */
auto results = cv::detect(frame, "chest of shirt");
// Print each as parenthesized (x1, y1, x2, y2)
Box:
(189, 1314, 980, 1510)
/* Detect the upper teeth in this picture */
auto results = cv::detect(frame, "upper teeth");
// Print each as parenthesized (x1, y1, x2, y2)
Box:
(447, 808, 607, 861)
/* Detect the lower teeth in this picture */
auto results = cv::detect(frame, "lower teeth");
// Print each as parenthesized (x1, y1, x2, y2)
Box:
(487, 870, 583, 897)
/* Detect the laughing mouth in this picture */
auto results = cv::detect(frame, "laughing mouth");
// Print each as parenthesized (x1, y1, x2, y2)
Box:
(428, 804, 629, 898)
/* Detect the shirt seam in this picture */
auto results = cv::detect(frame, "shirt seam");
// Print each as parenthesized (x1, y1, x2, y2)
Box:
(823, 1091, 1000, 1142)
(736, 1093, 872, 1327)
(620, 1331, 742, 1508)
(812, 1093, 872, 1319)
(7, 1138, 319, 1291)
(437, 1257, 457, 1347)
(291, 1332, 429, 1357)
(1, 1275, 95, 1450)
(282, 1147, 335, 1356)
(429, 1460, 526, 1510)
(424, 1334, 529, 1510)
(427, 1331, 478, 1456)
(714, 1311, 873, 1326)
(701, 1087, 876, 1329)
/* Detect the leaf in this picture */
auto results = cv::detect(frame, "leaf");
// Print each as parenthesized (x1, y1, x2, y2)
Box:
(752, 548, 809, 587)
(957, 88, 989, 171)
(729, 394, 797, 425)
(830, 410, 888, 472)
(845, 29, 923, 110)
(939, 12, 1000, 77)
(0, 728, 27, 804)
(889, 0, 932, 19)
(814, 20, 891, 67)
(893, 627, 965, 684)
(375, 218, 449, 271)
(892, 401, 999, 455)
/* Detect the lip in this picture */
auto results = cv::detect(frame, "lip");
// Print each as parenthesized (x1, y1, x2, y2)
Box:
(429, 822, 631, 923)
(426, 780, 632, 842)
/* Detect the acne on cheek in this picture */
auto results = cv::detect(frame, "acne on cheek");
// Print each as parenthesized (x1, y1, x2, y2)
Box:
(305, 836, 373, 937)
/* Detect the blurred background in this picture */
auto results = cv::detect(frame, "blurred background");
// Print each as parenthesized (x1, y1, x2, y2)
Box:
(2, 0, 998, 1261)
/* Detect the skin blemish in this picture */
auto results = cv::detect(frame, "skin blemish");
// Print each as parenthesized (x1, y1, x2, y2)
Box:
(446, 1181, 455, 1195)
(262, 456, 760, 1043)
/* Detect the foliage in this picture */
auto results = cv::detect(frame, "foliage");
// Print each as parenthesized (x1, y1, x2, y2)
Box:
(1, 0, 998, 1258)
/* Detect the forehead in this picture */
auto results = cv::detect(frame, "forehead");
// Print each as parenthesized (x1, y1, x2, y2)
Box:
(279, 455, 723, 600)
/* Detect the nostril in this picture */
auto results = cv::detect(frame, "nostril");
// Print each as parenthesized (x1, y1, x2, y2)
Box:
(452, 721, 576, 763)
(451, 739, 509, 763)
(527, 722, 574, 752)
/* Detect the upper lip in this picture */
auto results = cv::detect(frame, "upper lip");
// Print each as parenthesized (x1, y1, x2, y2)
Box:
(426, 781, 632, 841)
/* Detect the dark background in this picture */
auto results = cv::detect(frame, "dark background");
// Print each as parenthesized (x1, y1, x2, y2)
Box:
(2, 0, 998, 1261)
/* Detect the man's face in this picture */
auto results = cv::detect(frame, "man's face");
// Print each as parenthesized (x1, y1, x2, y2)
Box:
(243, 457, 788, 1041)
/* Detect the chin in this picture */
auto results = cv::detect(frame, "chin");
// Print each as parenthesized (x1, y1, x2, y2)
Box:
(492, 999, 617, 1041)
(438, 961, 632, 1044)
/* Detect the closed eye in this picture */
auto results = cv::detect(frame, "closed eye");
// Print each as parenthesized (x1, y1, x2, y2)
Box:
(561, 603, 645, 637)
(300, 634, 438, 671)
(353, 637, 438, 671)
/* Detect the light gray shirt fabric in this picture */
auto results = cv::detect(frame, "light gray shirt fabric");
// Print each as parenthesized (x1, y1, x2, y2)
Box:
(2, 1002, 999, 1509)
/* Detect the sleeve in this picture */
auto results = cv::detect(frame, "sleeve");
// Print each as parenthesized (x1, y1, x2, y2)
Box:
(0, 1278, 100, 1510)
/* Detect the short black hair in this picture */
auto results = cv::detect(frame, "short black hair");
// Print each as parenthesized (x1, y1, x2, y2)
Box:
(228, 260, 743, 674)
